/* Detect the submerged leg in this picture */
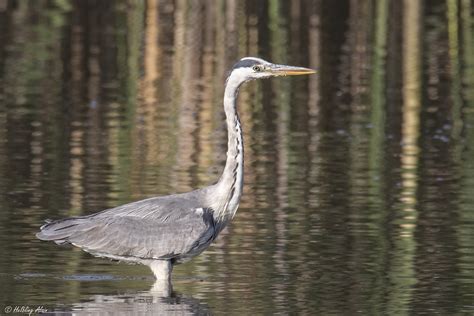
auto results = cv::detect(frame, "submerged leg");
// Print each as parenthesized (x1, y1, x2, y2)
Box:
(148, 260, 173, 297)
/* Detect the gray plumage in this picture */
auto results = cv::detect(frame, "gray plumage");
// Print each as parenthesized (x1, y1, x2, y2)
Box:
(38, 188, 221, 264)
(36, 57, 315, 284)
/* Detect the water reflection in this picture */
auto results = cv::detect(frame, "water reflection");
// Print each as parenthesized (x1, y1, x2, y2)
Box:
(0, 0, 473, 314)
(15, 273, 211, 315)
(68, 293, 211, 315)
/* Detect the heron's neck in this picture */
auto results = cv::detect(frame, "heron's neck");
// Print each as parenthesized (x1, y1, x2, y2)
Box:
(214, 76, 244, 222)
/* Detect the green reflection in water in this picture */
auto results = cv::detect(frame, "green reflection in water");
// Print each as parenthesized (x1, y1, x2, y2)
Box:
(0, 0, 473, 314)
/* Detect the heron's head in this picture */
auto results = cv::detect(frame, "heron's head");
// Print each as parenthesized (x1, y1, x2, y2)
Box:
(229, 57, 315, 84)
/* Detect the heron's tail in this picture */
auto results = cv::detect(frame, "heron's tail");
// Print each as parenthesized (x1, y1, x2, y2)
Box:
(36, 217, 88, 245)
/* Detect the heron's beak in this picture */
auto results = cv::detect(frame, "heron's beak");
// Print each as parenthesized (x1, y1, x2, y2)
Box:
(269, 64, 316, 76)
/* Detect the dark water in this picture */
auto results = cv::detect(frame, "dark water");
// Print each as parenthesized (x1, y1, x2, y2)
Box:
(0, 0, 473, 315)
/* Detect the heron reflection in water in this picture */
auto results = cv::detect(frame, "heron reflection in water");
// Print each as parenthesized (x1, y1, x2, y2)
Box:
(37, 57, 315, 295)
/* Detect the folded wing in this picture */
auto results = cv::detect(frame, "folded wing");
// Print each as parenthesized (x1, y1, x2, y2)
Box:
(37, 201, 216, 263)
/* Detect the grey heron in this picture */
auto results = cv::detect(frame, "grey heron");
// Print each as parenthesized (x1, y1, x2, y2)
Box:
(37, 57, 315, 286)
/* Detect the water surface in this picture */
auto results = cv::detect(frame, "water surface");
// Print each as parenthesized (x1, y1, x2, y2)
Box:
(0, 1, 473, 315)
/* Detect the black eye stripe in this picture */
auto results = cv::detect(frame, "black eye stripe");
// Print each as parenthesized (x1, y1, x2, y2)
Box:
(232, 59, 260, 69)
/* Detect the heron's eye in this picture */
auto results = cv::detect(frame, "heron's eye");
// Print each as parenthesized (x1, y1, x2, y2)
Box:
(252, 65, 263, 72)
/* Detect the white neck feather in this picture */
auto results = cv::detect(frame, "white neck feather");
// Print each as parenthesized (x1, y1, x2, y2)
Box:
(212, 71, 246, 222)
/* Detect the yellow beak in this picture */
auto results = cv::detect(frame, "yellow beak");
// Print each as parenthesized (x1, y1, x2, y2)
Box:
(269, 65, 316, 76)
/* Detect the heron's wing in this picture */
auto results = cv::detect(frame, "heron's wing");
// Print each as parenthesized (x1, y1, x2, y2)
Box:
(37, 207, 216, 261)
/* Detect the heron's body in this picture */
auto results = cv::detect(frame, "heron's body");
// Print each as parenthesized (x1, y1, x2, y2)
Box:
(42, 188, 220, 265)
(36, 57, 314, 286)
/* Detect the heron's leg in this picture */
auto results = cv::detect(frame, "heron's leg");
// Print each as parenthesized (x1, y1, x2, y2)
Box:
(148, 260, 173, 297)
(149, 260, 173, 280)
